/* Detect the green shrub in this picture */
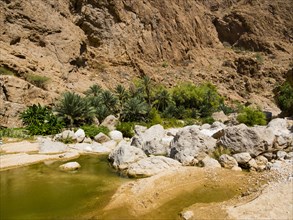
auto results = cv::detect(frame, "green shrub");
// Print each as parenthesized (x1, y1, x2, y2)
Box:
(149, 108, 163, 125)
(54, 92, 96, 127)
(25, 74, 50, 89)
(237, 106, 267, 126)
(161, 118, 185, 129)
(81, 125, 109, 138)
(211, 146, 231, 160)
(275, 82, 293, 116)
(171, 82, 223, 117)
(0, 66, 15, 75)
(116, 122, 135, 138)
(0, 128, 32, 139)
(20, 104, 64, 135)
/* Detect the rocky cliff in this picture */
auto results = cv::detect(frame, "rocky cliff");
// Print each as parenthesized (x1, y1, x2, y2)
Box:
(0, 0, 292, 127)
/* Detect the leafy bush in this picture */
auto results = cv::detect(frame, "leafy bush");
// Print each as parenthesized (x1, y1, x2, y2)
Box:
(25, 74, 50, 89)
(237, 106, 267, 126)
(171, 82, 223, 117)
(149, 108, 163, 125)
(275, 82, 293, 116)
(55, 92, 95, 127)
(116, 122, 135, 138)
(81, 125, 109, 138)
(20, 104, 64, 135)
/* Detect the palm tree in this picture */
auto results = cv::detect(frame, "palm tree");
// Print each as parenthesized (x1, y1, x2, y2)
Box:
(101, 90, 118, 113)
(142, 75, 152, 105)
(154, 89, 172, 111)
(115, 84, 129, 117)
(121, 97, 149, 122)
(85, 84, 102, 97)
(54, 92, 95, 127)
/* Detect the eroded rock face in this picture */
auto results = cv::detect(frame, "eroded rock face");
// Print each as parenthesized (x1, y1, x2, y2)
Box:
(169, 126, 217, 165)
(0, 0, 292, 127)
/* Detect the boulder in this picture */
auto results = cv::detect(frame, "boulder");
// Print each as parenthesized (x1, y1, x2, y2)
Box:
(92, 142, 111, 153)
(201, 123, 211, 129)
(131, 124, 167, 155)
(219, 154, 238, 169)
(61, 130, 76, 140)
(218, 124, 275, 157)
(134, 125, 147, 135)
(169, 126, 217, 165)
(108, 141, 147, 170)
(74, 129, 85, 143)
(101, 115, 118, 131)
(212, 111, 229, 123)
(255, 155, 268, 171)
(200, 122, 226, 137)
(267, 118, 290, 135)
(181, 210, 194, 220)
(267, 118, 293, 150)
(127, 156, 181, 177)
(276, 151, 287, 160)
(39, 138, 68, 154)
(165, 128, 181, 137)
(233, 152, 252, 164)
(83, 137, 92, 144)
(103, 140, 117, 150)
(59, 162, 81, 171)
(94, 132, 111, 143)
(109, 130, 123, 142)
(200, 156, 221, 168)
(285, 152, 293, 159)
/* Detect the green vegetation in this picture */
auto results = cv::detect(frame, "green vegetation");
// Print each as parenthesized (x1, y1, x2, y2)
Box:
(54, 92, 95, 127)
(211, 146, 231, 160)
(81, 125, 110, 139)
(0, 128, 32, 140)
(0, 66, 15, 76)
(20, 104, 64, 135)
(25, 74, 50, 89)
(17, 77, 234, 138)
(237, 106, 267, 126)
(275, 81, 293, 116)
(116, 122, 135, 138)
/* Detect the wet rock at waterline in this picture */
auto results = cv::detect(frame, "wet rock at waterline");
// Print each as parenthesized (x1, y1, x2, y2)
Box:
(59, 162, 81, 171)
(131, 124, 167, 155)
(108, 141, 147, 170)
(127, 156, 181, 177)
(169, 126, 217, 165)
(39, 138, 68, 154)
(180, 210, 194, 220)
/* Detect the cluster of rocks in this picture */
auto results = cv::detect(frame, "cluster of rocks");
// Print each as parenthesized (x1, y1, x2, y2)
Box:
(108, 118, 292, 177)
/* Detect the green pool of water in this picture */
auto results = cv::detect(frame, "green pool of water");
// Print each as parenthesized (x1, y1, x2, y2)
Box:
(0, 155, 128, 220)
